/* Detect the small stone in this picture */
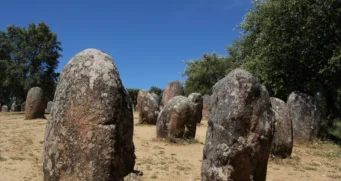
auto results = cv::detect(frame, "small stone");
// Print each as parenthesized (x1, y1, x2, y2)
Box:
(137, 90, 159, 124)
(162, 81, 184, 106)
(45, 101, 53, 114)
(11, 102, 17, 112)
(25, 87, 45, 120)
(1, 105, 8, 112)
(188, 93, 203, 124)
(270, 97, 293, 158)
(287, 91, 321, 142)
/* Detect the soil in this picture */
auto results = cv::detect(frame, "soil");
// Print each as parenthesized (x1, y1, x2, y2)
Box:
(1, 112, 340, 181)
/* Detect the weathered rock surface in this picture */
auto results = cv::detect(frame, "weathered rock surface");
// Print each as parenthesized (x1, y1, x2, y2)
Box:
(162, 81, 184, 106)
(11, 102, 17, 112)
(188, 93, 203, 124)
(156, 96, 193, 138)
(287, 91, 321, 141)
(151, 93, 160, 105)
(202, 94, 212, 119)
(201, 69, 275, 181)
(45, 101, 53, 114)
(25, 87, 45, 119)
(21, 102, 25, 112)
(270, 97, 293, 158)
(43, 49, 135, 181)
(137, 90, 159, 124)
(1, 105, 8, 112)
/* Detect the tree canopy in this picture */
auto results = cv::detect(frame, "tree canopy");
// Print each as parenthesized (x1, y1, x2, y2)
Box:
(183, 0, 341, 120)
(182, 53, 237, 96)
(0, 22, 62, 105)
(126, 88, 140, 106)
(229, 0, 341, 118)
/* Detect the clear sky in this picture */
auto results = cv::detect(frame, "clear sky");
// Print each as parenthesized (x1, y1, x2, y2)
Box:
(0, 0, 253, 90)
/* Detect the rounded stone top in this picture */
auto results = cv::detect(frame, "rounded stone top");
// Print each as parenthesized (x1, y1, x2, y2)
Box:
(62, 48, 120, 90)
(29, 87, 43, 92)
(188, 93, 203, 104)
(270, 97, 286, 104)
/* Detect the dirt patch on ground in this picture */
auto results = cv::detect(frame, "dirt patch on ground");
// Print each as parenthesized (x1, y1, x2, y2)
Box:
(1, 112, 340, 181)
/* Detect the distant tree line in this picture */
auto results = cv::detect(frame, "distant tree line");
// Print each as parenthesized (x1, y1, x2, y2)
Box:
(0, 22, 62, 107)
(183, 0, 341, 140)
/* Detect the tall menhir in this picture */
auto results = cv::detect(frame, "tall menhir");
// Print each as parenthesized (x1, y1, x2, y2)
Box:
(43, 49, 135, 181)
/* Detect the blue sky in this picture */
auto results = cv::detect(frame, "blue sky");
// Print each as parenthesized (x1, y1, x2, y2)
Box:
(0, 0, 253, 90)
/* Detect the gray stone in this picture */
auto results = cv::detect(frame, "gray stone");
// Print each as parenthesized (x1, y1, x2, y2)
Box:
(270, 97, 293, 158)
(202, 94, 212, 105)
(25, 87, 45, 119)
(188, 93, 203, 124)
(201, 69, 275, 181)
(1, 105, 8, 112)
(11, 102, 17, 112)
(156, 96, 193, 138)
(156, 95, 200, 139)
(137, 90, 159, 124)
(151, 93, 160, 105)
(43, 49, 135, 181)
(162, 81, 184, 106)
(287, 91, 321, 141)
(45, 101, 53, 114)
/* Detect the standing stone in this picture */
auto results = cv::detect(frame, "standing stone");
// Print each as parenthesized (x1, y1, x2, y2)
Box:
(11, 102, 17, 112)
(25, 87, 45, 119)
(202, 94, 212, 119)
(156, 96, 193, 139)
(201, 69, 275, 181)
(45, 101, 53, 114)
(1, 105, 8, 112)
(270, 97, 293, 158)
(21, 102, 25, 112)
(162, 81, 184, 106)
(188, 93, 203, 124)
(137, 90, 159, 124)
(151, 93, 160, 105)
(43, 49, 135, 181)
(287, 91, 321, 141)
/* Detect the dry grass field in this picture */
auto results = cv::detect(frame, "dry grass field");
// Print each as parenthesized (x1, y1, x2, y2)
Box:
(1, 112, 341, 181)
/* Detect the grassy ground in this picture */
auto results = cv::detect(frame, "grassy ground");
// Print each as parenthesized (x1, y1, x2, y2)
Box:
(0, 112, 340, 181)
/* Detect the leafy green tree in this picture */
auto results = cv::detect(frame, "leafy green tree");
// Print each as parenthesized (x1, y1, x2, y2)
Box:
(183, 53, 236, 95)
(126, 88, 140, 106)
(229, 0, 341, 119)
(0, 22, 62, 104)
(0, 60, 11, 105)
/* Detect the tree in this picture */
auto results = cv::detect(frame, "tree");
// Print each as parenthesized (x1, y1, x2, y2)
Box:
(0, 60, 11, 105)
(183, 53, 236, 95)
(126, 88, 140, 106)
(0, 22, 62, 105)
(229, 0, 341, 119)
